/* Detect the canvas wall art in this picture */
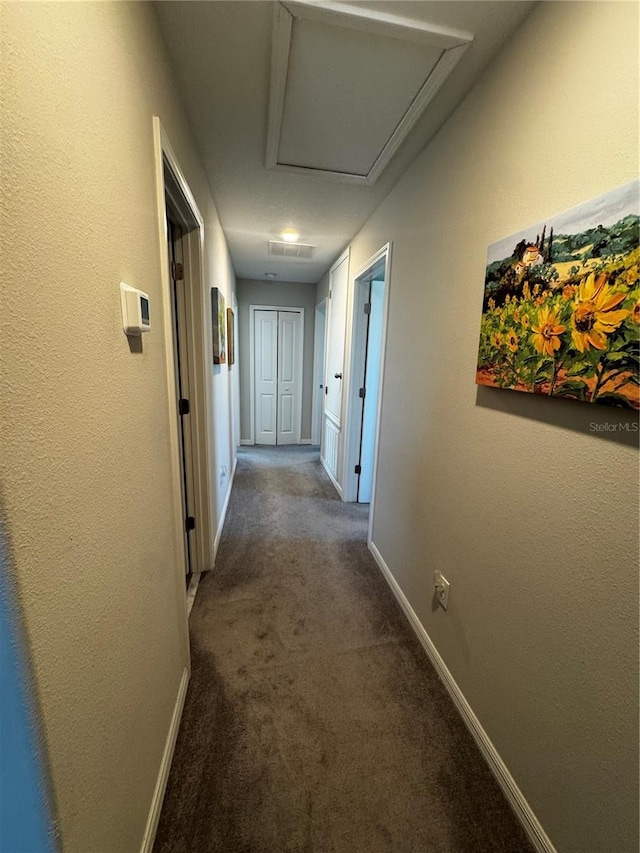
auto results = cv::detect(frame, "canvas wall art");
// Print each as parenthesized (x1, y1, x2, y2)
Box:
(211, 288, 226, 365)
(476, 180, 639, 409)
(227, 307, 235, 366)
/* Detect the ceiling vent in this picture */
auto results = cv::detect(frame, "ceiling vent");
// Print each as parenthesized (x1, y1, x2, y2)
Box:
(268, 240, 316, 259)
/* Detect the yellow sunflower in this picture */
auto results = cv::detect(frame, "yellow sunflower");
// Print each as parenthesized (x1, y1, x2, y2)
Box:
(531, 306, 566, 357)
(632, 300, 640, 325)
(506, 331, 519, 352)
(491, 331, 502, 348)
(571, 273, 630, 352)
(521, 314, 530, 329)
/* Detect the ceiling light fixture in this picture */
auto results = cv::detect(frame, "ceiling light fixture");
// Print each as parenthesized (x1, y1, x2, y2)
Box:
(265, 272, 277, 278)
(280, 228, 299, 243)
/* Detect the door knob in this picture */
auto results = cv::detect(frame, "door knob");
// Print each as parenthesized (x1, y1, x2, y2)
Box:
(334, 372, 343, 379)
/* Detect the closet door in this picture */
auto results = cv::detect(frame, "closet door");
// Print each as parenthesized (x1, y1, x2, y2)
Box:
(277, 311, 303, 445)
(322, 251, 349, 479)
(254, 310, 278, 445)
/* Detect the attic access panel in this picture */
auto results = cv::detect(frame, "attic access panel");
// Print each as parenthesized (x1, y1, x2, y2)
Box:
(266, 1, 473, 185)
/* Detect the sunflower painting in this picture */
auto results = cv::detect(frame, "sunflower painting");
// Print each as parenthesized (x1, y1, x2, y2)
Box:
(476, 180, 639, 409)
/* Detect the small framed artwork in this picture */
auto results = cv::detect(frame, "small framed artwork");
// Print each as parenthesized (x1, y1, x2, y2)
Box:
(227, 307, 235, 366)
(211, 288, 226, 365)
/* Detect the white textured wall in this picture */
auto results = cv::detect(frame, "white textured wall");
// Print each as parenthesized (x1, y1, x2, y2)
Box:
(237, 279, 318, 442)
(0, 3, 235, 850)
(342, 3, 639, 852)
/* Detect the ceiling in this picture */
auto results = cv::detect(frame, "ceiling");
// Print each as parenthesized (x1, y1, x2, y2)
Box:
(155, 1, 535, 284)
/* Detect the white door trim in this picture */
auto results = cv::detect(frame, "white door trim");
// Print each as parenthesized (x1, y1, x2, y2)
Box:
(153, 116, 213, 623)
(342, 243, 392, 533)
(248, 304, 304, 446)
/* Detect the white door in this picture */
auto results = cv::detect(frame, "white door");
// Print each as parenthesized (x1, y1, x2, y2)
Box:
(277, 311, 302, 445)
(254, 308, 303, 445)
(311, 301, 327, 446)
(321, 251, 349, 482)
(254, 309, 278, 445)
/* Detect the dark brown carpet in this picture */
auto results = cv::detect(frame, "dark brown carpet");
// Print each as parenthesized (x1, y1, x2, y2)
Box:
(154, 446, 533, 853)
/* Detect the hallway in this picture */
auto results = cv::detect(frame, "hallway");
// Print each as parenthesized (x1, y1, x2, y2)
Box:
(154, 447, 531, 853)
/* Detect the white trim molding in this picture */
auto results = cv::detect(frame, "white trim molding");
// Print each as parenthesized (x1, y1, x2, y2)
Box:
(321, 457, 343, 497)
(214, 456, 238, 562)
(367, 541, 557, 853)
(140, 667, 189, 853)
(186, 573, 201, 618)
(266, 2, 472, 185)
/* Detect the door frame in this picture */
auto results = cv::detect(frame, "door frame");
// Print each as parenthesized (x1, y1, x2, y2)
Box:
(248, 304, 305, 446)
(311, 298, 327, 447)
(342, 243, 392, 523)
(153, 117, 213, 596)
(231, 293, 241, 451)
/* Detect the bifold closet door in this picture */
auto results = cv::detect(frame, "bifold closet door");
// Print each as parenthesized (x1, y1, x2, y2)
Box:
(254, 310, 278, 445)
(254, 309, 303, 445)
(277, 311, 302, 445)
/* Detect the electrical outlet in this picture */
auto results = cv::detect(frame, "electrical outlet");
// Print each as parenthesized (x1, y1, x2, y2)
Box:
(434, 571, 450, 610)
(219, 465, 228, 486)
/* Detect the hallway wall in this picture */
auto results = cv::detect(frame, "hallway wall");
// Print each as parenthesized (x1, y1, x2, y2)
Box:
(237, 279, 317, 443)
(319, 3, 639, 852)
(0, 3, 236, 851)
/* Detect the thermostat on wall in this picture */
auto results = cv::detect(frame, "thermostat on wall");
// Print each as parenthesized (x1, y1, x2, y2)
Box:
(120, 282, 150, 335)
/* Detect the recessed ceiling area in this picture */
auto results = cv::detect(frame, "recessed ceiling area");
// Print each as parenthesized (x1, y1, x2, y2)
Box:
(269, 3, 471, 182)
(154, 1, 536, 283)
(281, 18, 442, 176)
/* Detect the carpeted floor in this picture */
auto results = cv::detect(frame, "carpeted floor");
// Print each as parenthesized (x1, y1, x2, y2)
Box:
(154, 446, 533, 853)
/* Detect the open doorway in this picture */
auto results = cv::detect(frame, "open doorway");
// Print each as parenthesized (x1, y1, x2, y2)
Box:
(156, 123, 214, 593)
(343, 244, 392, 510)
(165, 215, 197, 583)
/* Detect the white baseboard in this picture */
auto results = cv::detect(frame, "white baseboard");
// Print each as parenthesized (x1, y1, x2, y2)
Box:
(140, 666, 189, 853)
(186, 572, 201, 617)
(320, 457, 342, 496)
(213, 456, 237, 560)
(368, 541, 556, 853)
(240, 439, 253, 446)
(299, 439, 312, 445)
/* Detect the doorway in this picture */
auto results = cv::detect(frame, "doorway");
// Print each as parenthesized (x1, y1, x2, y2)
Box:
(166, 217, 196, 581)
(158, 141, 213, 587)
(250, 306, 304, 445)
(356, 276, 384, 503)
(343, 243, 392, 509)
